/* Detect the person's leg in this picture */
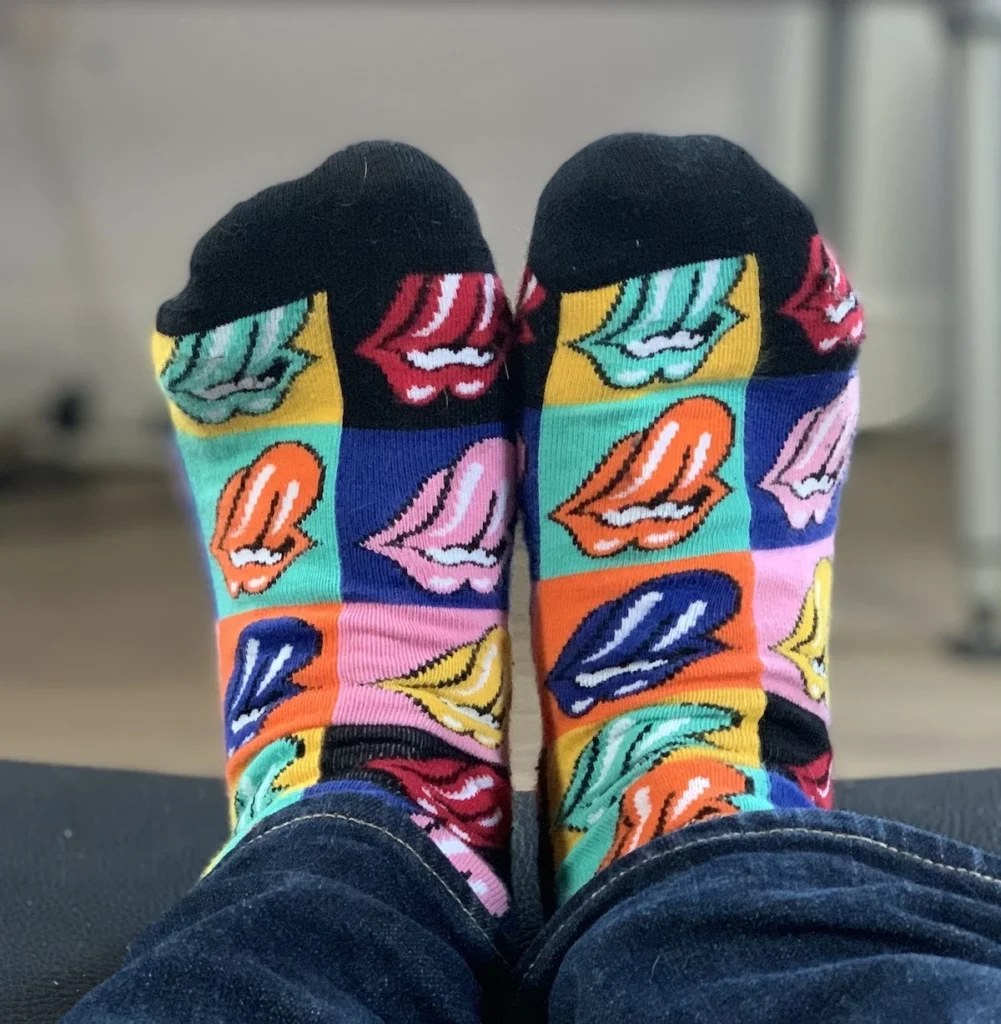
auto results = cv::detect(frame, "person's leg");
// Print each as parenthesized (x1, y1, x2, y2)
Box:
(516, 132, 855, 904)
(65, 142, 517, 1023)
(514, 810, 1001, 1023)
(66, 793, 510, 1024)
(511, 133, 1001, 1021)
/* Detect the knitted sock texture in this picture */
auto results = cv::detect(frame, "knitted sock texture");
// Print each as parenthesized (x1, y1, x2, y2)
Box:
(514, 134, 862, 904)
(154, 142, 516, 915)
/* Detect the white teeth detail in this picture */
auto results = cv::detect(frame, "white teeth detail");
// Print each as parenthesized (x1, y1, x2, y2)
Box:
(406, 347, 494, 370)
(611, 679, 652, 697)
(600, 501, 696, 526)
(614, 369, 650, 386)
(423, 546, 498, 568)
(443, 774, 496, 801)
(575, 658, 674, 688)
(230, 547, 285, 567)
(454, 380, 485, 395)
(191, 375, 276, 400)
(591, 539, 623, 553)
(789, 475, 836, 499)
(625, 331, 705, 358)
(826, 293, 858, 324)
(641, 531, 677, 545)
(406, 385, 436, 402)
(229, 706, 267, 732)
(428, 576, 461, 593)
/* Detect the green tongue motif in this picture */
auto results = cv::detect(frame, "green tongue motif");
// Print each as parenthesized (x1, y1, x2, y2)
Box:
(161, 298, 313, 424)
(553, 702, 750, 897)
(558, 702, 739, 833)
(572, 257, 745, 388)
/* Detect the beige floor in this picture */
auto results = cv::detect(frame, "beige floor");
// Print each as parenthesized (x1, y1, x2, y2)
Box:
(1, 433, 999, 790)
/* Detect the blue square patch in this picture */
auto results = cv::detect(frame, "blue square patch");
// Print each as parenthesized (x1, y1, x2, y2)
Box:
(746, 370, 858, 550)
(336, 424, 515, 608)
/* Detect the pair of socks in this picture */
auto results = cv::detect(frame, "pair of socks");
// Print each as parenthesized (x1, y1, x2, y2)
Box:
(154, 134, 861, 914)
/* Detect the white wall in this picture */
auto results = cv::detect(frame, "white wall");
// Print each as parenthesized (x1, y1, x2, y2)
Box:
(843, 4, 951, 429)
(0, 2, 950, 460)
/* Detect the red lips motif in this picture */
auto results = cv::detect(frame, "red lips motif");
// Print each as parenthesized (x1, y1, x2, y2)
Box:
(368, 757, 511, 849)
(782, 235, 866, 354)
(356, 273, 513, 406)
(210, 442, 324, 598)
(786, 750, 834, 809)
(551, 396, 734, 558)
(515, 267, 546, 345)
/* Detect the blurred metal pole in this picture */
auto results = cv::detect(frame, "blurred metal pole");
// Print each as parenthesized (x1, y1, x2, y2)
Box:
(948, 0, 1001, 655)
(815, 0, 852, 244)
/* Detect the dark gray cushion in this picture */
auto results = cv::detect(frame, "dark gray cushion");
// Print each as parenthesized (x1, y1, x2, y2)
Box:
(3, 760, 1001, 1023)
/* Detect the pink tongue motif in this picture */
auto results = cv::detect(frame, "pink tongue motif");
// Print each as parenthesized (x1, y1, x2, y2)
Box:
(760, 376, 859, 530)
(362, 438, 515, 594)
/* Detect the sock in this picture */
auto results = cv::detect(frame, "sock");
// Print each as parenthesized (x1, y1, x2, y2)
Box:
(153, 142, 517, 915)
(515, 134, 862, 904)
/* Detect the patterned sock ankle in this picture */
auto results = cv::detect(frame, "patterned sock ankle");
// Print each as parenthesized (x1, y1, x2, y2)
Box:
(515, 133, 863, 904)
(153, 142, 517, 915)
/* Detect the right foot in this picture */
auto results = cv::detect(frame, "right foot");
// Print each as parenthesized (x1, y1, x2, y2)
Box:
(515, 133, 862, 904)
(154, 142, 517, 916)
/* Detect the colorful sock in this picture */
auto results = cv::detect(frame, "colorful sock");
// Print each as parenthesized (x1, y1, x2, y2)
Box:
(515, 134, 862, 904)
(153, 142, 517, 915)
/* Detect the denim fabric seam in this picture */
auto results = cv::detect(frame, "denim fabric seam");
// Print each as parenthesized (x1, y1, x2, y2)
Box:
(521, 825, 1001, 983)
(236, 810, 509, 963)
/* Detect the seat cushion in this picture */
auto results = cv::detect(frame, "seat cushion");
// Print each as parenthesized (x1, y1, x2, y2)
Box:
(4, 760, 1001, 1023)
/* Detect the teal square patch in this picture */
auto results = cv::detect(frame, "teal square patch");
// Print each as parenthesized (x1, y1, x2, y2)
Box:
(537, 381, 751, 579)
(176, 424, 342, 616)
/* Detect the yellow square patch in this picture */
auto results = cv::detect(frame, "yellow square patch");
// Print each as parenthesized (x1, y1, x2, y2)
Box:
(543, 255, 761, 406)
(151, 291, 343, 437)
(545, 683, 766, 864)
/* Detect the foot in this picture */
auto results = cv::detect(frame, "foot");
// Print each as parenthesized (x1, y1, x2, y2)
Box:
(154, 142, 517, 915)
(515, 134, 861, 903)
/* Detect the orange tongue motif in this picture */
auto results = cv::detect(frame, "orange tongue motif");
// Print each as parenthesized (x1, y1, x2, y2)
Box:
(551, 396, 734, 558)
(599, 757, 748, 870)
(210, 442, 324, 598)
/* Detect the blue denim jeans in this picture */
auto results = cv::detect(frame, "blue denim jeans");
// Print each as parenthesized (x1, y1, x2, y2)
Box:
(63, 794, 1001, 1023)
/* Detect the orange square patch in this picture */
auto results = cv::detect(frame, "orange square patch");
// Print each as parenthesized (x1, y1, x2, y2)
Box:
(533, 553, 761, 743)
(217, 603, 341, 787)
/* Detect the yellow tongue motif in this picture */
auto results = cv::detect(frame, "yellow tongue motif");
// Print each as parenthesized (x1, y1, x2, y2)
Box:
(775, 558, 833, 703)
(378, 627, 510, 748)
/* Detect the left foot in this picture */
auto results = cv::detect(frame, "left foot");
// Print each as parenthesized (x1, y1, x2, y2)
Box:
(154, 142, 517, 915)
(515, 134, 862, 903)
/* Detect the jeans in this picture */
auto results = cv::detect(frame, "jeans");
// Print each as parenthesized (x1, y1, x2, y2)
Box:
(63, 793, 1001, 1023)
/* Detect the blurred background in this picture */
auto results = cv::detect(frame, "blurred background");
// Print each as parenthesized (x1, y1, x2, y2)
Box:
(1, 0, 998, 790)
